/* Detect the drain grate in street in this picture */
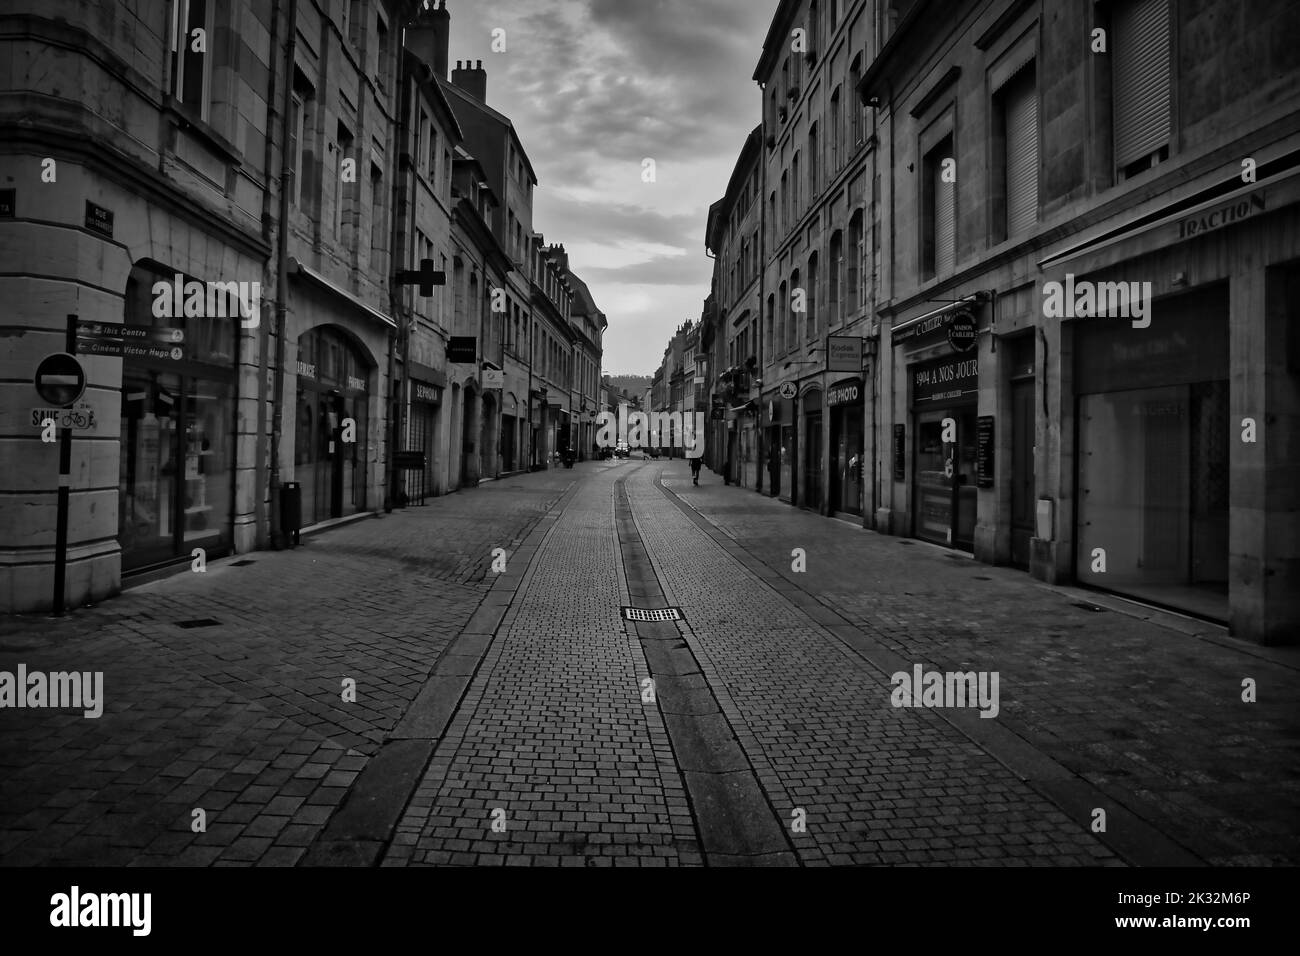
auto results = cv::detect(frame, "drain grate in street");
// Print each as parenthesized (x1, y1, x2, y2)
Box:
(621, 606, 683, 622)
(230, 560, 256, 567)
(175, 618, 222, 629)
(1072, 602, 1107, 613)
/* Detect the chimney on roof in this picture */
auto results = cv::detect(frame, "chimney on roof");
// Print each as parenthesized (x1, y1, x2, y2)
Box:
(451, 58, 487, 102)
(406, 0, 452, 80)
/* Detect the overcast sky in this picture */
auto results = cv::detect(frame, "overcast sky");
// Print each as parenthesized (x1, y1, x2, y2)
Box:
(445, 0, 771, 376)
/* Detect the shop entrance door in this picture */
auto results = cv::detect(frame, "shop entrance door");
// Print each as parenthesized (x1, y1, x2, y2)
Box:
(804, 413, 823, 511)
(914, 407, 977, 550)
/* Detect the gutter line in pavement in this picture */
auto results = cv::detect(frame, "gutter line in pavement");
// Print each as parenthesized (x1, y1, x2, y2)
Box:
(614, 469, 799, 866)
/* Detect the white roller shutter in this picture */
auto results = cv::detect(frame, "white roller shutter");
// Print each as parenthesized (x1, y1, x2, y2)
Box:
(1005, 69, 1039, 236)
(1113, 0, 1172, 168)
(934, 161, 956, 274)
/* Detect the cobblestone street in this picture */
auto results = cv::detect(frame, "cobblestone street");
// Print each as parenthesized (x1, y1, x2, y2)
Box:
(1, 460, 1294, 867)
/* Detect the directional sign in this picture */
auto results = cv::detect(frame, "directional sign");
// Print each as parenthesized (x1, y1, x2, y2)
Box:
(34, 353, 86, 406)
(75, 322, 185, 359)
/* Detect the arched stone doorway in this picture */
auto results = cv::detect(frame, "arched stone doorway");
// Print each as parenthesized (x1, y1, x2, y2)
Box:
(294, 325, 376, 525)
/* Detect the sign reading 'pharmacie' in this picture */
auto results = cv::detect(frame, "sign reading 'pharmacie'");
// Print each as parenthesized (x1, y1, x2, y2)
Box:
(912, 356, 978, 407)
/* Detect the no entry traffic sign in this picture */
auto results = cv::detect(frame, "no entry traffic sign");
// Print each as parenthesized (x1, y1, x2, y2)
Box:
(34, 353, 86, 407)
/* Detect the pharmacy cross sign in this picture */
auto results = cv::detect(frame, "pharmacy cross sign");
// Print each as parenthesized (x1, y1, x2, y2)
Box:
(394, 258, 446, 296)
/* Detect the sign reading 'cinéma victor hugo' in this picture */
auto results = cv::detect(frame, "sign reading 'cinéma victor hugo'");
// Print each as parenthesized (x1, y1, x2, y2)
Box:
(912, 356, 978, 407)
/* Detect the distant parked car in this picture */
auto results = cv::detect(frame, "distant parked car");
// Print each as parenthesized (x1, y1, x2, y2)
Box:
(615, 441, 629, 458)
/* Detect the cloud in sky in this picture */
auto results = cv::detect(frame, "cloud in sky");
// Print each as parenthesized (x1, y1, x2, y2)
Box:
(447, 0, 770, 374)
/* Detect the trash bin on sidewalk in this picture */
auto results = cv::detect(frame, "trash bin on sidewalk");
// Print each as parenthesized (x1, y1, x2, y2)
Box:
(280, 482, 302, 546)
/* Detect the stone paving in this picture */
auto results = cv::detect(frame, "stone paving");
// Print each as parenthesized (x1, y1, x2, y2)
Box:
(661, 461, 1300, 866)
(385, 464, 699, 866)
(623, 465, 1114, 866)
(1, 456, 1295, 867)
(0, 470, 576, 866)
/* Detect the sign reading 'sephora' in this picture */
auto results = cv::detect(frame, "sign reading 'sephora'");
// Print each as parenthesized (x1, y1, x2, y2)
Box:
(595, 402, 705, 458)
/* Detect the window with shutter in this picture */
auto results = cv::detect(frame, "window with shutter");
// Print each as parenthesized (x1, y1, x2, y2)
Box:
(934, 155, 956, 274)
(1113, 0, 1172, 172)
(1004, 66, 1039, 236)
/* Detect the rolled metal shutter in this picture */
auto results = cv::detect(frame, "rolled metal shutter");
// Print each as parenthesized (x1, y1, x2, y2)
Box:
(1005, 70, 1039, 235)
(1113, 0, 1172, 168)
(934, 161, 956, 274)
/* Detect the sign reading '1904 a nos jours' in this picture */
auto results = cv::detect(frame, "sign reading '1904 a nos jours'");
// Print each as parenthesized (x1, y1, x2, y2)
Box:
(912, 356, 978, 406)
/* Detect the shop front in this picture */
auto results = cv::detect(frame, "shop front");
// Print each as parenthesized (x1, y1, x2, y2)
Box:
(118, 264, 238, 574)
(407, 361, 444, 501)
(828, 377, 865, 517)
(294, 326, 372, 526)
(502, 392, 519, 472)
(910, 354, 979, 550)
(1073, 284, 1230, 621)
(764, 394, 791, 499)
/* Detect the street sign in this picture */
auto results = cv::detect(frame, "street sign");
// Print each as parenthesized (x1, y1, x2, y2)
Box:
(34, 353, 86, 406)
(778, 381, 797, 400)
(75, 322, 185, 359)
(31, 404, 96, 430)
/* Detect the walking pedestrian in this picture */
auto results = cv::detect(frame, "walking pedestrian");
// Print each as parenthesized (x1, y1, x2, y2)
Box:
(690, 455, 702, 485)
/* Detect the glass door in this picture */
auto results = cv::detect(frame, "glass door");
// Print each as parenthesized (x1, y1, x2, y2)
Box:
(119, 370, 181, 570)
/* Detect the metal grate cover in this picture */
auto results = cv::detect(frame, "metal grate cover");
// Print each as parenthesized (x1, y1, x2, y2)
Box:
(621, 607, 683, 622)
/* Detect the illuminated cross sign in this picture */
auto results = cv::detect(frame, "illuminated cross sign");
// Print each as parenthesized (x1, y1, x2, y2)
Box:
(394, 258, 446, 296)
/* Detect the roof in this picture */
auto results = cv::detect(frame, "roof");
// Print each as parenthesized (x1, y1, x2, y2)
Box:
(441, 79, 540, 186)
(753, 0, 803, 83)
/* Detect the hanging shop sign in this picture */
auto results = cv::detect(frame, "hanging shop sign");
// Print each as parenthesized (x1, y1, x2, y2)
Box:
(447, 336, 476, 364)
(778, 381, 797, 399)
(828, 335, 864, 372)
(482, 368, 504, 389)
(946, 310, 978, 353)
(892, 424, 906, 481)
